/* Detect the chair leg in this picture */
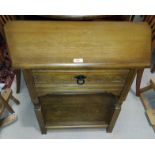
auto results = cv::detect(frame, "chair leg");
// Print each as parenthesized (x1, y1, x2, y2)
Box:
(10, 94, 20, 105)
(4, 102, 15, 114)
(0, 93, 14, 114)
(15, 69, 21, 94)
(140, 85, 152, 94)
(0, 113, 17, 127)
(151, 65, 155, 73)
(136, 69, 144, 96)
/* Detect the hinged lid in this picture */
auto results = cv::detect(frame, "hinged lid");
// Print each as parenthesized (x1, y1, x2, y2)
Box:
(4, 21, 151, 69)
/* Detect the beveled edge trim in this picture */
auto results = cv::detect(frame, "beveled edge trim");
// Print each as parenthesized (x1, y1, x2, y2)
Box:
(12, 62, 151, 69)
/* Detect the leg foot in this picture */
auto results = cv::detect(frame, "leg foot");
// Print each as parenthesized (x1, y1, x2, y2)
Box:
(41, 129, 47, 134)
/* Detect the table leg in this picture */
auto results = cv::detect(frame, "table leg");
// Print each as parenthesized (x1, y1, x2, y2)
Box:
(107, 105, 121, 133)
(34, 104, 47, 134)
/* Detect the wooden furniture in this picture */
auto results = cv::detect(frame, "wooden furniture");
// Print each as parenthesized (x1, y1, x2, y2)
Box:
(0, 15, 21, 94)
(0, 89, 20, 127)
(136, 15, 155, 96)
(144, 16, 155, 74)
(4, 21, 151, 134)
(140, 78, 155, 131)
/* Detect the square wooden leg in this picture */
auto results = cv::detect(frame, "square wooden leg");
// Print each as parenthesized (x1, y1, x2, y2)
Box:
(106, 105, 121, 133)
(34, 105, 47, 134)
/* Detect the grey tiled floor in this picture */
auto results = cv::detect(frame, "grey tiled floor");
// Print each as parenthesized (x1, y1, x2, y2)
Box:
(0, 69, 155, 139)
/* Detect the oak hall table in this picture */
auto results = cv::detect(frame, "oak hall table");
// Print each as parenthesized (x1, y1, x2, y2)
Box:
(4, 21, 151, 134)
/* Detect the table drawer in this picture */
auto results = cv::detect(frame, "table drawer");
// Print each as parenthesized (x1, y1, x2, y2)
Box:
(32, 69, 129, 96)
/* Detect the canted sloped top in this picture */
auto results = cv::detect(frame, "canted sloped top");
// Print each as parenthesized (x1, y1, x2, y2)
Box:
(5, 21, 151, 69)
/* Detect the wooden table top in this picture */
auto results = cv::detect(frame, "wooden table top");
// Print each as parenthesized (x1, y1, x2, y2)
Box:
(4, 21, 151, 69)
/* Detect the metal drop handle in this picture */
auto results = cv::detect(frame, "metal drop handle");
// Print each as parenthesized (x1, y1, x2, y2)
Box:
(74, 75, 87, 85)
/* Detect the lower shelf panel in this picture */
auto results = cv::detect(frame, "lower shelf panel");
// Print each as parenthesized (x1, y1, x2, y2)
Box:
(39, 93, 117, 129)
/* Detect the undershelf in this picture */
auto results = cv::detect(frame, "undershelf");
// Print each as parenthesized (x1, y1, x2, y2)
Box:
(39, 93, 117, 129)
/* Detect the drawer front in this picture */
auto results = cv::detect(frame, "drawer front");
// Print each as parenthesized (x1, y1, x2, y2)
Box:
(32, 69, 129, 96)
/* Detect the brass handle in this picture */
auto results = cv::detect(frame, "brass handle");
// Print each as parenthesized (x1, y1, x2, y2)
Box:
(74, 75, 87, 85)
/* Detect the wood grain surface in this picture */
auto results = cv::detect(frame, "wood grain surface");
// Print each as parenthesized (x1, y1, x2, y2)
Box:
(5, 21, 151, 69)
(32, 69, 129, 96)
(40, 93, 117, 128)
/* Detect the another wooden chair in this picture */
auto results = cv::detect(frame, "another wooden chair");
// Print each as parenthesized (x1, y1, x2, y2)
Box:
(143, 16, 155, 73)
(0, 15, 21, 94)
(0, 88, 20, 127)
(140, 78, 155, 131)
(139, 15, 155, 127)
(136, 15, 155, 96)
